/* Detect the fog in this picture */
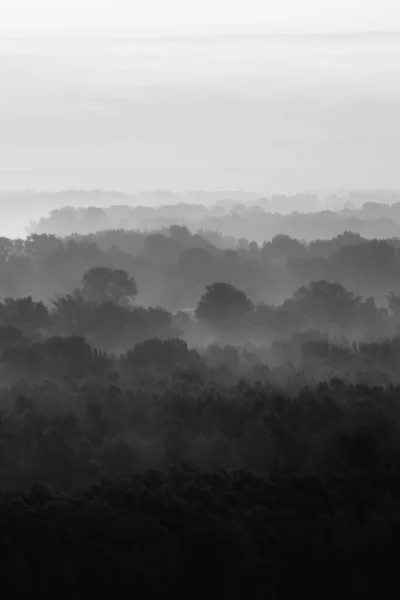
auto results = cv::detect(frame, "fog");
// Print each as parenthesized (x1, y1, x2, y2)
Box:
(1, 33, 400, 199)
(5, 26, 400, 596)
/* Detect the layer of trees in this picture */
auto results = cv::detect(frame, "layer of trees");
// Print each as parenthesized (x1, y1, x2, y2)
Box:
(28, 191, 400, 240)
(0, 271, 395, 358)
(1, 211, 400, 595)
(2, 228, 400, 311)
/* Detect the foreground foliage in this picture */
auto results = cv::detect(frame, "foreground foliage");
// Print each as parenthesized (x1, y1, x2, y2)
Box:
(2, 462, 400, 598)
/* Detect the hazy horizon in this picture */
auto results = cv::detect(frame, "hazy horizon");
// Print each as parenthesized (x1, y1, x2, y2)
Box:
(1, 31, 400, 196)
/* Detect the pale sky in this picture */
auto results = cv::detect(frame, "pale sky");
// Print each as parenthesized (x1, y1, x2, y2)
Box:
(1, 0, 400, 218)
(1, 0, 400, 36)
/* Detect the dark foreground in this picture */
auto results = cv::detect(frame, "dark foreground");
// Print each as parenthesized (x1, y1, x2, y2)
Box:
(1, 465, 400, 599)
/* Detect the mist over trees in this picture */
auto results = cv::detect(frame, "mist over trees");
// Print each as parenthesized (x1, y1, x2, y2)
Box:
(5, 25, 400, 596)
(2, 217, 400, 312)
(27, 190, 400, 242)
(2, 191, 400, 596)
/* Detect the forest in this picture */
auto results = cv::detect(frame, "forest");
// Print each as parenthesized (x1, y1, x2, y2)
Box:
(1, 201, 400, 597)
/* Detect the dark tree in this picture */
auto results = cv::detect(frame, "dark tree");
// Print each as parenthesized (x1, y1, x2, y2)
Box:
(261, 234, 308, 261)
(122, 338, 202, 374)
(195, 282, 253, 325)
(81, 267, 138, 304)
(0, 326, 25, 349)
(283, 281, 359, 328)
(0, 296, 49, 333)
(51, 289, 88, 336)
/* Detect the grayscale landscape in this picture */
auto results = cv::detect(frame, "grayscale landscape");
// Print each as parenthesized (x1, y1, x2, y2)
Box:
(2, 2, 400, 597)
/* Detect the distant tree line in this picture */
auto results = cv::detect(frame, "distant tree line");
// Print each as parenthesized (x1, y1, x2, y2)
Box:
(2, 228, 400, 310)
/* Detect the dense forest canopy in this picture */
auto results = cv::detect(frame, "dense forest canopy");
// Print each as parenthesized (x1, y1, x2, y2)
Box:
(1, 192, 400, 597)
(1, 216, 400, 310)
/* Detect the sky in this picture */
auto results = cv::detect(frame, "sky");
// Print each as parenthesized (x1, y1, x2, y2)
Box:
(1, 0, 400, 36)
(1, 33, 400, 194)
(1, 0, 400, 238)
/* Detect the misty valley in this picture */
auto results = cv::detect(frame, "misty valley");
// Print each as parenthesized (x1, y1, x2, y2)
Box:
(0, 193, 399, 596)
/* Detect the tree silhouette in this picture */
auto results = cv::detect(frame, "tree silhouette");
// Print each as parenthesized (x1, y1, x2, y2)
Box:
(0, 297, 49, 333)
(81, 267, 137, 305)
(195, 282, 253, 325)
